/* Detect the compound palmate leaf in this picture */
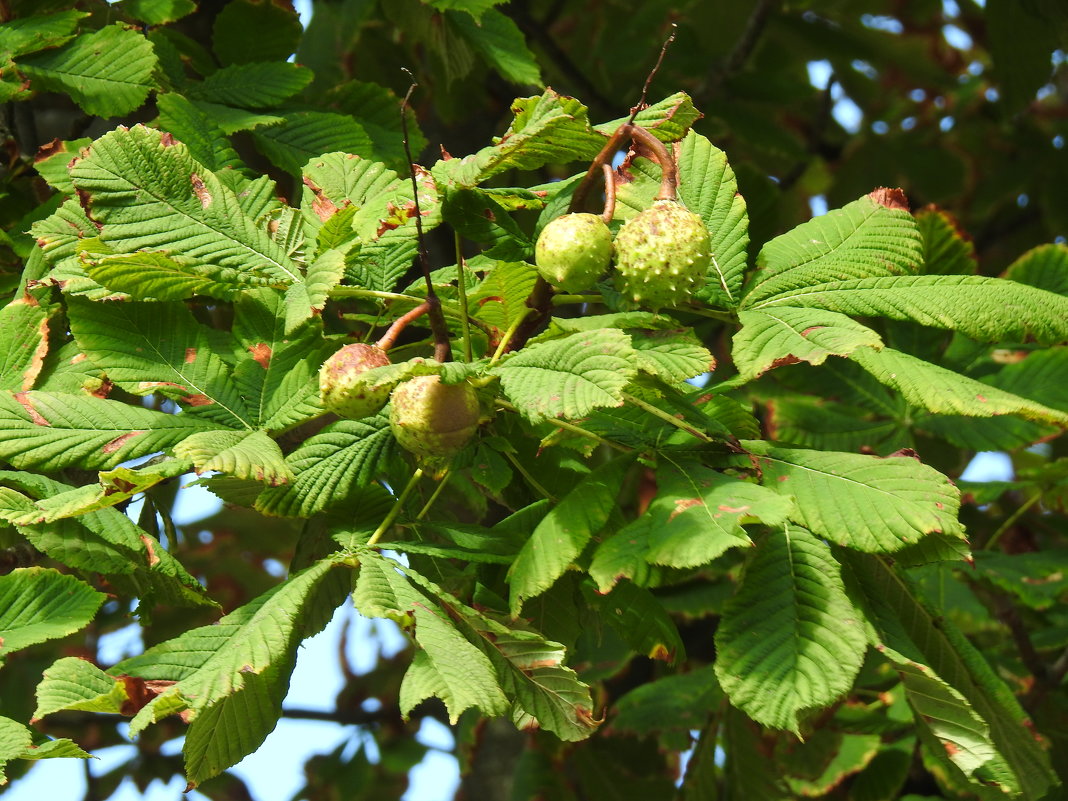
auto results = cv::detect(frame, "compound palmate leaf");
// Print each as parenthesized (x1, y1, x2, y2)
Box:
(16, 24, 157, 117)
(493, 329, 637, 422)
(69, 125, 300, 283)
(739, 441, 964, 553)
(110, 558, 352, 787)
(715, 525, 868, 733)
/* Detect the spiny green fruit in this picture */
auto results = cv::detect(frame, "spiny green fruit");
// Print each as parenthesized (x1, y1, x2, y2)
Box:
(535, 212, 613, 292)
(613, 199, 711, 310)
(319, 343, 392, 419)
(390, 375, 480, 461)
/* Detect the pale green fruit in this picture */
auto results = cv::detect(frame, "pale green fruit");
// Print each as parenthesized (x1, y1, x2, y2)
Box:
(613, 199, 711, 310)
(319, 343, 391, 419)
(389, 375, 480, 461)
(535, 213, 613, 292)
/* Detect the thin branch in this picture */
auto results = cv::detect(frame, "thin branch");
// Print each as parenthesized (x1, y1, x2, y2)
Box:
(401, 72, 451, 363)
(626, 22, 678, 126)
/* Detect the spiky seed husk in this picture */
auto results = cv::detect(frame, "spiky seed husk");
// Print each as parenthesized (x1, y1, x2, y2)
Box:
(535, 213, 613, 292)
(612, 199, 711, 310)
(390, 375, 480, 461)
(319, 343, 392, 420)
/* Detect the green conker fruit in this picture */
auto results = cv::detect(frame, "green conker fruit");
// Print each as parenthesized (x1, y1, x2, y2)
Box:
(613, 199, 711, 310)
(535, 212, 614, 292)
(319, 343, 392, 419)
(389, 375, 480, 461)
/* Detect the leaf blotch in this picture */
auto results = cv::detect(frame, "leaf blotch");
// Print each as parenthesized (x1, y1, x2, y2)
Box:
(103, 431, 144, 454)
(249, 343, 272, 368)
(13, 392, 50, 426)
(190, 174, 212, 209)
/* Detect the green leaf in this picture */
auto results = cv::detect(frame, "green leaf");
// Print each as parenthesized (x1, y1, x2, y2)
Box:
(84, 250, 275, 301)
(739, 441, 964, 553)
(0, 10, 86, 58)
(119, 0, 195, 25)
(67, 297, 252, 429)
(1003, 243, 1068, 297)
(0, 391, 223, 471)
(0, 568, 103, 665)
(493, 329, 638, 422)
(843, 552, 1058, 799)
(746, 275, 1068, 346)
(114, 558, 352, 787)
(971, 550, 1068, 610)
(0, 715, 89, 784)
(590, 461, 792, 591)
(35, 657, 136, 720)
(155, 93, 244, 172)
(17, 25, 157, 117)
(630, 327, 715, 384)
(714, 525, 868, 733)
(283, 248, 346, 335)
(188, 61, 312, 108)
(733, 308, 883, 380)
(70, 125, 300, 283)
(0, 471, 214, 609)
(255, 415, 396, 517)
(0, 298, 50, 392)
(742, 191, 922, 306)
(849, 346, 1068, 425)
(613, 667, 721, 735)
(175, 430, 294, 486)
(433, 89, 604, 186)
(508, 456, 631, 615)
(450, 8, 541, 86)
(253, 112, 374, 175)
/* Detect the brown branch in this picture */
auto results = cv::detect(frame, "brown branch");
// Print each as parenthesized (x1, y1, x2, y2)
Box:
(626, 22, 678, 126)
(600, 163, 617, 223)
(627, 123, 677, 201)
(375, 301, 430, 352)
